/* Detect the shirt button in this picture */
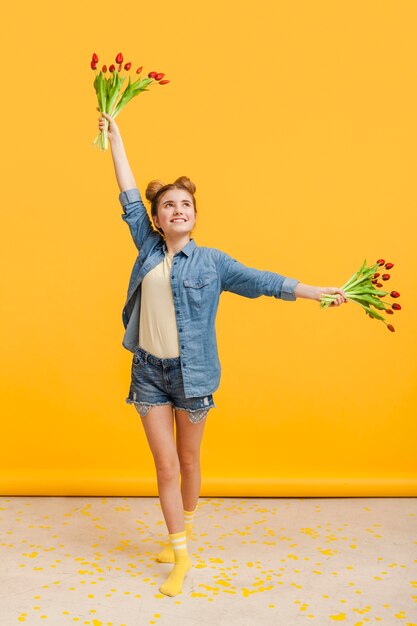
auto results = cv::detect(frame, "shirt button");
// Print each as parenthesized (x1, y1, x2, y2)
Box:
(176, 310, 180, 314)
(179, 328, 182, 332)
(181, 345, 185, 349)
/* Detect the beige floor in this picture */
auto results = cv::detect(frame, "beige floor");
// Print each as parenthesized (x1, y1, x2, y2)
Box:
(0, 496, 416, 625)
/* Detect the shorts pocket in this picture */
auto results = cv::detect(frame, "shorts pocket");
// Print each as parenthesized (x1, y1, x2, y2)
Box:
(133, 351, 146, 367)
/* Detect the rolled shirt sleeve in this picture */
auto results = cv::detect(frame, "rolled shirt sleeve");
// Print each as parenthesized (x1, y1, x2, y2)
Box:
(272, 275, 299, 301)
(118, 187, 155, 250)
(119, 187, 142, 213)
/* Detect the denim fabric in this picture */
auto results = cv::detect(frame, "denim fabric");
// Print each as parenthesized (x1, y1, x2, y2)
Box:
(126, 345, 216, 423)
(119, 187, 300, 399)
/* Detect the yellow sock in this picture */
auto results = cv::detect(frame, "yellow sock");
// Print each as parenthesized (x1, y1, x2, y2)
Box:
(159, 529, 192, 597)
(156, 507, 196, 563)
(184, 507, 196, 537)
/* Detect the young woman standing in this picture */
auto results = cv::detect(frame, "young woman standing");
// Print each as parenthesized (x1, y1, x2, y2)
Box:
(98, 111, 347, 597)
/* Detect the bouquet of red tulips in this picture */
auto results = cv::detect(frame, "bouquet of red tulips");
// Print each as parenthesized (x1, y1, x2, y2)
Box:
(320, 259, 401, 332)
(90, 52, 170, 151)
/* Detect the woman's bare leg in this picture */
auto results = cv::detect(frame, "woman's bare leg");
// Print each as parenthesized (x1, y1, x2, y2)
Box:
(139, 404, 193, 596)
(175, 409, 207, 511)
(139, 404, 184, 533)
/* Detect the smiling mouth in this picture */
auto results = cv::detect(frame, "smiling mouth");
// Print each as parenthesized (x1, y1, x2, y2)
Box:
(171, 218, 187, 223)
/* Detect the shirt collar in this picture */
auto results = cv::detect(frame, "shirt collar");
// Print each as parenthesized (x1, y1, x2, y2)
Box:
(162, 239, 197, 257)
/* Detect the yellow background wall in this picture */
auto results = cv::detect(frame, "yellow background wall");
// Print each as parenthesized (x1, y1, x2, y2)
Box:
(1, 0, 416, 496)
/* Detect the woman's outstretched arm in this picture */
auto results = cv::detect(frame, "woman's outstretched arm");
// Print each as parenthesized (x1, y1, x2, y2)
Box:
(215, 250, 347, 306)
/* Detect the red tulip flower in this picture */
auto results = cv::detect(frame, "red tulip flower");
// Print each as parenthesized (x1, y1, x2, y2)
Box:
(91, 52, 171, 151)
(320, 258, 401, 333)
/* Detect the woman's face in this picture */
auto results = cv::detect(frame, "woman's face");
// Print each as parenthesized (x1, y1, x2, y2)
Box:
(154, 188, 196, 237)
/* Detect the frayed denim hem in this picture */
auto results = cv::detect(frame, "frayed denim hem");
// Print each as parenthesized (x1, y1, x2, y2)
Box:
(125, 396, 174, 418)
(173, 405, 215, 423)
(125, 395, 215, 423)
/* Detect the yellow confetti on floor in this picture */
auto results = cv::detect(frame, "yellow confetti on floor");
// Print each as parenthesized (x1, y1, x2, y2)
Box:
(0, 496, 416, 623)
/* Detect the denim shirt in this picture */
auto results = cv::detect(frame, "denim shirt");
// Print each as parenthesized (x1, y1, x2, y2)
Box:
(119, 187, 300, 398)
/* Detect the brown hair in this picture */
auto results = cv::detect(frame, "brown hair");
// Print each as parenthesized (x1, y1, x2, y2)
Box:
(145, 176, 197, 237)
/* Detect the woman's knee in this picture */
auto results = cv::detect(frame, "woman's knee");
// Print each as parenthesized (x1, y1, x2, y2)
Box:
(178, 453, 200, 475)
(155, 456, 181, 482)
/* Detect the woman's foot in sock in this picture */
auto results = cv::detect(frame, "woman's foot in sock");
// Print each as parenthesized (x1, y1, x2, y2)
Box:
(156, 542, 175, 563)
(156, 526, 193, 563)
(159, 529, 192, 597)
(156, 507, 196, 563)
(159, 556, 192, 596)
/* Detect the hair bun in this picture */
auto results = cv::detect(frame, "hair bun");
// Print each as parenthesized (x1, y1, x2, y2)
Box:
(173, 176, 196, 195)
(145, 179, 166, 203)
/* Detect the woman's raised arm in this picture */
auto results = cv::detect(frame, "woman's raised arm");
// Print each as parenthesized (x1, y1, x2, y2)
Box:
(98, 111, 136, 193)
(97, 111, 155, 250)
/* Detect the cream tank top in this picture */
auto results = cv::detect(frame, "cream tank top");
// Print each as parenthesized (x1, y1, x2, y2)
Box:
(138, 251, 180, 358)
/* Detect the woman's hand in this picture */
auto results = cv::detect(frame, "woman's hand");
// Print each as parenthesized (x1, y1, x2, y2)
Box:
(96, 108, 121, 143)
(316, 286, 348, 306)
(295, 283, 348, 305)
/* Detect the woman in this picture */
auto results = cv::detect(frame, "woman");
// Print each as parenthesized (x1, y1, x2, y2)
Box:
(98, 111, 348, 597)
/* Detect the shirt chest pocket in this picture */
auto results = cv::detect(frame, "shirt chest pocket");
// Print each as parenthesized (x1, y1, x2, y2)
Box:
(183, 275, 214, 308)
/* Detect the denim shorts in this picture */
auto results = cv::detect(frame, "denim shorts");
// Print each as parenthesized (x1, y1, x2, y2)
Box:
(125, 345, 216, 424)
